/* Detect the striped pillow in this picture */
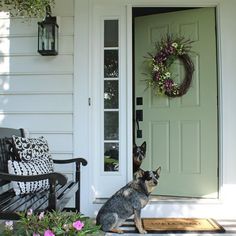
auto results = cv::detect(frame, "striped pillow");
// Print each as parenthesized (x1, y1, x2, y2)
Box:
(8, 153, 54, 195)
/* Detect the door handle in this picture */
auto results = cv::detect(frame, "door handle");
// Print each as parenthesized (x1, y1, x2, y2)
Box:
(136, 110, 143, 138)
(136, 110, 143, 121)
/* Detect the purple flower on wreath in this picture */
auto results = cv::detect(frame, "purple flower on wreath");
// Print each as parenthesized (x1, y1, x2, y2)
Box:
(166, 44, 175, 55)
(73, 220, 84, 231)
(155, 51, 167, 63)
(154, 71, 161, 81)
(164, 79, 174, 92)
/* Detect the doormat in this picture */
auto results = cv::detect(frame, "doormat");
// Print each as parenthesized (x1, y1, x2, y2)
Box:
(141, 218, 225, 233)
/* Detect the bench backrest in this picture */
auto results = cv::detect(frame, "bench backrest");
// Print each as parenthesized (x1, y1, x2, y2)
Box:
(0, 127, 25, 187)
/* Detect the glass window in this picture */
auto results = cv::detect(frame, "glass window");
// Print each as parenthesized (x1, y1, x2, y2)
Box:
(104, 20, 118, 47)
(104, 50, 119, 78)
(104, 80, 119, 109)
(103, 19, 119, 172)
(104, 111, 119, 140)
(104, 143, 119, 171)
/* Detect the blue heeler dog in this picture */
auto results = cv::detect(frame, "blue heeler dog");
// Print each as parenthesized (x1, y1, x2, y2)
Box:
(96, 167, 161, 234)
(133, 141, 146, 179)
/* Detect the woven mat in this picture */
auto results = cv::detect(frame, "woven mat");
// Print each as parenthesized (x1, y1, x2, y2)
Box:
(141, 218, 225, 233)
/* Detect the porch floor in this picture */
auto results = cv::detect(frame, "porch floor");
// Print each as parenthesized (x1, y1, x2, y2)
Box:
(104, 219, 236, 235)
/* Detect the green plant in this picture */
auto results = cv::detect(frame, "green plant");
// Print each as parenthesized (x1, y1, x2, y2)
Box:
(0, 0, 55, 18)
(1, 209, 101, 236)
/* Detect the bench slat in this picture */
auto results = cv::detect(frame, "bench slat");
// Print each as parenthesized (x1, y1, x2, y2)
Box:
(0, 181, 78, 219)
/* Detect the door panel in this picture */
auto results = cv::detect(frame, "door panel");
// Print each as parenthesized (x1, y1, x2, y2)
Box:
(134, 8, 218, 198)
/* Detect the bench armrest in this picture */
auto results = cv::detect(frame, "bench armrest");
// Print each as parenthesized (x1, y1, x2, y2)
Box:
(0, 171, 67, 186)
(53, 157, 88, 166)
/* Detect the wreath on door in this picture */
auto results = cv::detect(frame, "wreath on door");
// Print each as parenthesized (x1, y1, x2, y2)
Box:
(145, 35, 195, 97)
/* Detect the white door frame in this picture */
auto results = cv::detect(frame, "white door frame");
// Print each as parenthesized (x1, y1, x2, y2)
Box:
(74, 0, 236, 219)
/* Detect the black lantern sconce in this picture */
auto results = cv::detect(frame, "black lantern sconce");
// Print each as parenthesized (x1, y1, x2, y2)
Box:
(38, 5, 58, 56)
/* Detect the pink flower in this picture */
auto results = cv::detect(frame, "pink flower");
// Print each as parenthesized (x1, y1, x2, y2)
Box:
(5, 221, 13, 230)
(33, 233, 40, 236)
(39, 211, 45, 220)
(27, 208, 33, 216)
(44, 229, 55, 236)
(72, 220, 84, 231)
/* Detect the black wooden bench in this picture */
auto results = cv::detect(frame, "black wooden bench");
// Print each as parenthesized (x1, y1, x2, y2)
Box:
(0, 127, 87, 220)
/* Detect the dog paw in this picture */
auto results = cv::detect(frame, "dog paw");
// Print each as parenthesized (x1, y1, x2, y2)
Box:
(110, 228, 124, 234)
(138, 229, 147, 234)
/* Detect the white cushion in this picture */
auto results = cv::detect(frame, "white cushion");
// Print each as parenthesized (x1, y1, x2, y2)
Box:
(8, 153, 54, 195)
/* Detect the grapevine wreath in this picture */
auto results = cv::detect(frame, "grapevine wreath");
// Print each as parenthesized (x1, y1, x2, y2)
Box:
(145, 35, 195, 97)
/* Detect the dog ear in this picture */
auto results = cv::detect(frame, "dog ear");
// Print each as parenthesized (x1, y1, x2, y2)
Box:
(156, 166, 161, 175)
(141, 141, 146, 150)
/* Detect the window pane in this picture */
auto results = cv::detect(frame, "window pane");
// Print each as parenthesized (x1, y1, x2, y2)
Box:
(104, 143, 119, 172)
(104, 50, 118, 78)
(104, 20, 118, 47)
(104, 80, 119, 109)
(104, 111, 119, 140)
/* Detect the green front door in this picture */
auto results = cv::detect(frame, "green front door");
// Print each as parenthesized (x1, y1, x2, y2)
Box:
(134, 8, 218, 198)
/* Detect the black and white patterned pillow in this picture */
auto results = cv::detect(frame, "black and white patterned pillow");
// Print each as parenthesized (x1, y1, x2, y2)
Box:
(8, 153, 54, 195)
(12, 136, 50, 161)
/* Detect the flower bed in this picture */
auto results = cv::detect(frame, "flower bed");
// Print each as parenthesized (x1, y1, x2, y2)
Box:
(1, 209, 101, 236)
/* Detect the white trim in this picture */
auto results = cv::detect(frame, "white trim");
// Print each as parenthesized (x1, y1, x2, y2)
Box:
(126, 4, 133, 182)
(215, 3, 224, 201)
(73, 0, 91, 214)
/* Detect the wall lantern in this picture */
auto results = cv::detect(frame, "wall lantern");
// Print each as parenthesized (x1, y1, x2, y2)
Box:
(38, 5, 58, 56)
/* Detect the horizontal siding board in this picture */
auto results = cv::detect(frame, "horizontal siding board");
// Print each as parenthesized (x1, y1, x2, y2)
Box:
(0, 55, 73, 74)
(0, 17, 74, 37)
(0, 114, 73, 132)
(54, 0, 74, 17)
(0, 94, 73, 112)
(58, 17, 74, 36)
(0, 75, 73, 93)
(30, 133, 73, 153)
(51, 153, 73, 160)
(0, 36, 73, 55)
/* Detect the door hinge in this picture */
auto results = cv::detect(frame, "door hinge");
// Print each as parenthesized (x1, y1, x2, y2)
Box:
(88, 97, 91, 106)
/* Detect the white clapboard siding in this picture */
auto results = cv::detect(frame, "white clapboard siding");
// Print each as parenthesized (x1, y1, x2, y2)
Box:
(53, 0, 74, 16)
(0, 94, 73, 112)
(0, 17, 74, 37)
(0, 75, 73, 93)
(0, 114, 73, 132)
(31, 133, 73, 153)
(52, 153, 73, 160)
(0, 55, 73, 74)
(0, 36, 73, 55)
(0, 0, 76, 208)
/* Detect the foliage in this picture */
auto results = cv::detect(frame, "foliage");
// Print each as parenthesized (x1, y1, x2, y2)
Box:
(1, 209, 101, 236)
(145, 34, 194, 97)
(0, 0, 55, 18)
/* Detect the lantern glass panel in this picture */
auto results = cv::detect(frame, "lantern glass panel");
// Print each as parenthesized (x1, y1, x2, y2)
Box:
(38, 17, 58, 55)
